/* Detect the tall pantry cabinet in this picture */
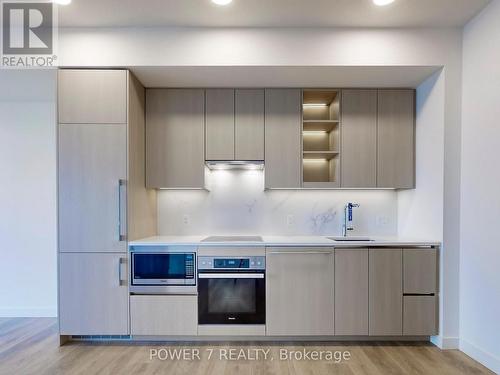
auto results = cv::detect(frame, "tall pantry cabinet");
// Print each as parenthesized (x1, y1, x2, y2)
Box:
(57, 70, 157, 337)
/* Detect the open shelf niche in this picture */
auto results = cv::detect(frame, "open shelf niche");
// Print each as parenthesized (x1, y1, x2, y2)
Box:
(302, 90, 341, 187)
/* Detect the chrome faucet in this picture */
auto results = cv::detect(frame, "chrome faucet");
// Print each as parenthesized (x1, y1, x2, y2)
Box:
(342, 202, 360, 237)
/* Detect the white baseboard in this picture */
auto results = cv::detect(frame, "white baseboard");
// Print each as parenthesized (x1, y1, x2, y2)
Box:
(431, 335, 459, 349)
(460, 339, 500, 374)
(0, 307, 57, 318)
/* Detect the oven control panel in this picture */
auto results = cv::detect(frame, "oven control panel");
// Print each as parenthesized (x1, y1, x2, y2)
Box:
(198, 256, 265, 270)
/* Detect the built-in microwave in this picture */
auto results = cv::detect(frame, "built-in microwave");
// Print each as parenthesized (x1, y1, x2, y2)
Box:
(130, 247, 197, 294)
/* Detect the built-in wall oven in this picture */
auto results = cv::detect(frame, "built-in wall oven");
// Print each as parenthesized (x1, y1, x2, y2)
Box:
(198, 256, 265, 324)
(130, 247, 197, 294)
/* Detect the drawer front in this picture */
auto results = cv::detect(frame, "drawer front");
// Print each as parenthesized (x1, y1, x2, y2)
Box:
(130, 295, 197, 336)
(403, 296, 438, 336)
(403, 248, 437, 294)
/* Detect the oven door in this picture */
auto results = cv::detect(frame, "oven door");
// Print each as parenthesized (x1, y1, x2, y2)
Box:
(198, 271, 265, 324)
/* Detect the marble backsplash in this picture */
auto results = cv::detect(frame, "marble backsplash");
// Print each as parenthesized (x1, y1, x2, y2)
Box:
(157, 169, 398, 236)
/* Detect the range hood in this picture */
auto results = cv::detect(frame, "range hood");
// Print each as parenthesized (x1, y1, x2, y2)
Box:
(205, 160, 264, 170)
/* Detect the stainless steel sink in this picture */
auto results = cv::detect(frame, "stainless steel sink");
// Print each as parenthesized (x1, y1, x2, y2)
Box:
(201, 236, 263, 242)
(327, 236, 373, 242)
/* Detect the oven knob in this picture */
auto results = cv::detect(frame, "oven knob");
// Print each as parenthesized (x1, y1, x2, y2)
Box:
(251, 261, 255, 265)
(257, 261, 262, 266)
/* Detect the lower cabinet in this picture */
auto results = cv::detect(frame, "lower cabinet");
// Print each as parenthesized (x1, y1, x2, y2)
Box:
(369, 248, 403, 336)
(130, 295, 197, 336)
(266, 248, 334, 336)
(59, 253, 129, 335)
(335, 248, 369, 335)
(403, 296, 438, 336)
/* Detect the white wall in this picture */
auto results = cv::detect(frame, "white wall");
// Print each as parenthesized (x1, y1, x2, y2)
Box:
(159, 170, 397, 236)
(461, 0, 500, 372)
(0, 69, 57, 317)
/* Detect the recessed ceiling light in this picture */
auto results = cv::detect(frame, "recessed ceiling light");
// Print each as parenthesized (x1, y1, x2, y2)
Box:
(211, 0, 233, 5)
(53, 0, 72, 5)
(373, 0, 395, 6)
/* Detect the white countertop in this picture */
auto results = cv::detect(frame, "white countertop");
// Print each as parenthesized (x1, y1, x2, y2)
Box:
(129, 236, 440, 248)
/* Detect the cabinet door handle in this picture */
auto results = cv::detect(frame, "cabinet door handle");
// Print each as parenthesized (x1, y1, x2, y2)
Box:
(118, 179, 127, 241)
(118, 257, 127, 286)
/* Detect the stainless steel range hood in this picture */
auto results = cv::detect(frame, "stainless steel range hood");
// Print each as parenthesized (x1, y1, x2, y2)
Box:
(205, 160, 264, 170)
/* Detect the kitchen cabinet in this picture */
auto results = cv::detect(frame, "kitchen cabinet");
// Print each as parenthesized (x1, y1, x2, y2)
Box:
(235, 89, 265, 160)
(264, 89, 302, 189)
(59, 253, 129, 335)
(369, 248, 403, 336)
(403, 296, 437, 336)
(58, 70, 127, 124)
(377, 90, 415, 188)
(58, 70, 157, 337)
(58, 72, 156, 252)
(403, 248, 437, 294)
(335, 248, 369, 335)
(58, 123, 127, 252)
(341, 90, 377, 188)
(266, 247, 334, 336)
(205, 89, 235, 160)
(146, 89, 205, 188)
(205, 89, 265, 161)
(130, 295, 197, 336)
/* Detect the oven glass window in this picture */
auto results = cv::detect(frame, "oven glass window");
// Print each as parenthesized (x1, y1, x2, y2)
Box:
(133, 254, 193, 279)
(207, 279, 256, 314)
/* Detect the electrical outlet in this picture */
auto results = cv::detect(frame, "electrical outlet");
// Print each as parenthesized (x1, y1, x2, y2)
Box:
(183, 214, 190, 225)
(286, 214, 294, 227)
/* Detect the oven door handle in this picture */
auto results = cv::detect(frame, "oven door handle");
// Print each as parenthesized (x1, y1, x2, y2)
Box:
(198, 273, 264, 279)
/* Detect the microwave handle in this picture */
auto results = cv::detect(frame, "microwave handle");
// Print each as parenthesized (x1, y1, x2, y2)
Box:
(118, 257, 127, 286)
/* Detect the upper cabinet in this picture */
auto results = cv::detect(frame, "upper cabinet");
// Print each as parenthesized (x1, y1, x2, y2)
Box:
(146, 89, 205, 189)
(144, 87, 414, 190)
(58, 70, 127, 124)
(265, 89, 302, 189)
(377, 90, 415, 189)
(235, 89, 265, 161)
(341, 90, 377, 188)
(205, 89, 264, 161)
(205, 89, 235, 160)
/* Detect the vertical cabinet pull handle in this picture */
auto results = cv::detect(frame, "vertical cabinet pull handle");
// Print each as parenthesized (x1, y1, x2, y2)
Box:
(118, 257, 127, 286)
(118, 179, 127, 241)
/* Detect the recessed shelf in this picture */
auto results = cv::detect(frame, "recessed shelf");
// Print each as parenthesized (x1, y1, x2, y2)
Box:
(303, 121, 339, 132)
(303, 151, 339, 160)
(302, 89, 341, 186)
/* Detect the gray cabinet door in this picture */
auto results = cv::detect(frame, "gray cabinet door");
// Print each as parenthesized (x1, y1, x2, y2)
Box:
(335, 248, 369, 335)
(146, 89, 205, 188)
(130, 295, 197, 336)
(59, 253, 129, 335)
(264, 89, 302, 189)
(403, 296, 438, 336)
(377, 90, 415, 188)
(403, 248, 437, 294)
(369, 248, 403, 336)
(266, 248, 334, 336)
(205, 89, 235, 160)
(58, 123, 127, 252)
(341, 90, 377, 188)
(58, 70, 127, 124)
(235, 89, 265, 161)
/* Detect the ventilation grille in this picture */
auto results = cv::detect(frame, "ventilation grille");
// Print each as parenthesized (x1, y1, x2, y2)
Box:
(71, 335, 131, 340)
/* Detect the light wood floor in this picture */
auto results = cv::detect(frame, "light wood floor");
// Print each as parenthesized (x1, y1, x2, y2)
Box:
(0, 318, 493, 375)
